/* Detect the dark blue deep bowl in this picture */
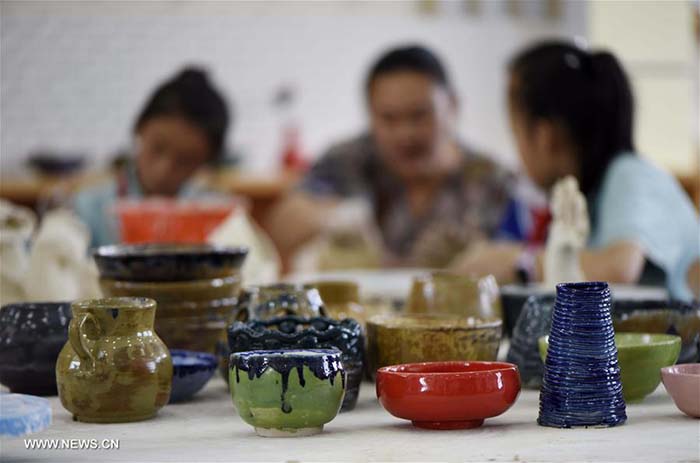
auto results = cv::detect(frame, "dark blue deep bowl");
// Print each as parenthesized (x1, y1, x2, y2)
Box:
(93, 244, 248, 282)
(0, 302, 72, 396)
(170, 350, 218, 403)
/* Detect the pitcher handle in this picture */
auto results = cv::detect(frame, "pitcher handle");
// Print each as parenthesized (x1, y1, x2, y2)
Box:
(68, 312, 99, 372)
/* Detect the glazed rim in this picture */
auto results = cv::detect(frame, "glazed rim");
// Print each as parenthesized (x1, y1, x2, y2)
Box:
(661, 364, 700, 377)
(414, 270, 488, 284)
(170, 349, 218, 366)
(246, 283, 315, 293)
(231, 348, 342, 359)
(367, 314, 502, 329)
(541, 333, 681, 350)
(71, 297, 156, 311)
(0, 301, 71, 310)
(99, 275, 240, 289)
(232, 315, 361, 335)
(93, 243, 249, 258)
(378, 361, 517, 376)
(556, 281, 609, 293)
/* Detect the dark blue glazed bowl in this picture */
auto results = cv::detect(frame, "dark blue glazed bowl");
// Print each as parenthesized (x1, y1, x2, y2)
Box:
(93, 244, 248, 282)
(170, 350, 218, 403)
(0, 302, 72, 396)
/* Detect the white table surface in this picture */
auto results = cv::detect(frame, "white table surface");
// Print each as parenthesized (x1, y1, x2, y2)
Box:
(2, 376, 699, 463)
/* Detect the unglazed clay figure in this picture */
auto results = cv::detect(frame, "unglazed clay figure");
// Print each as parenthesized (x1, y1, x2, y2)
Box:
(544, 176, 589, 286)
(22, 209, 99, 301)
(0, 200, 36, 304)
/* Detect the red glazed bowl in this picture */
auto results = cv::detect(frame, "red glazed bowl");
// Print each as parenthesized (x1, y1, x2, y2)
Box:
(376, 361, 521, 430)
(115, 199, 237, 244)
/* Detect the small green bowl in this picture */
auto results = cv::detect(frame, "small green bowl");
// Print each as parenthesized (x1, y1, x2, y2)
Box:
(539, 333, 681, 403)
(229, 349, 345, 437)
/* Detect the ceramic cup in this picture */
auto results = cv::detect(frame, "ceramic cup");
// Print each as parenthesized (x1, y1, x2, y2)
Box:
(229, 349, 346, 437)
(538, 282, 627, 429)
(407, 272, 502, 320)
(56, 297, 172, 423)
(0, 302, 71, 395)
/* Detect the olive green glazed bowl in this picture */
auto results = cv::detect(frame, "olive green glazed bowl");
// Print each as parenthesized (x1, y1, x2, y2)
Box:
(229, 349, 345, 437)
(539, 333, 681, 403)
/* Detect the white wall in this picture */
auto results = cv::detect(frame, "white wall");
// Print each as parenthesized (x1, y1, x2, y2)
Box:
(0, 0, 586, 175)
(587, 0, 698, 175)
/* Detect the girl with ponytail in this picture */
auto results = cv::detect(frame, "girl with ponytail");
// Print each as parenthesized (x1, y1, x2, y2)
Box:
(73, 67, 231, 247)
(453, 40, 699, 300)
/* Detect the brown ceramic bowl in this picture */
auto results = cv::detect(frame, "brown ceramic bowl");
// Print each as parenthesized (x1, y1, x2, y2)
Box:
(366, 314, 502, 375)
(99, 275, 241, 303)
(155, 298, 239, 372)
(612, 302, 700, 363)
(307, 280, 367, 324)
(406, 272, 502, 320)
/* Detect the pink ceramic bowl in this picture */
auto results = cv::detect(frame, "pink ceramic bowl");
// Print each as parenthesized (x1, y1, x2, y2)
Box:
(661, 363, 700, 418)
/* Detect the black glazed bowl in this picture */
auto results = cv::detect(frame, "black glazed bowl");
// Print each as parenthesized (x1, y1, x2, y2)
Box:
(0, 302, 72, 395)
(228, 316, 364, 412)
(93, 243, 249, 282)
(28, 154, 85, 176)
(501, 284, 674, 338)
(501, 285, 553, 337)
(169, 349, 218, 403)
(612, 299, 700, 363)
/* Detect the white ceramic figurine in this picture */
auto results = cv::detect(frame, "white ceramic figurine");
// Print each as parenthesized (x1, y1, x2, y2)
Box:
(544, 176, 589, 286)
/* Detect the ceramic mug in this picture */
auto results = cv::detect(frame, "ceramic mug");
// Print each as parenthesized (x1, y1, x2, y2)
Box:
(56, 297, 172, 423)
(406, 272, 502, 320)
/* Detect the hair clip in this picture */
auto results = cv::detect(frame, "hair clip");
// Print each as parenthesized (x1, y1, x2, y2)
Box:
(563, 53, 581, 70)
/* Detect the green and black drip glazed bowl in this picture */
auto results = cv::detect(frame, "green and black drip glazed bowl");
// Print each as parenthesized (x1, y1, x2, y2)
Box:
(228, 316, 363, 412)
(229, 349, 346, 437)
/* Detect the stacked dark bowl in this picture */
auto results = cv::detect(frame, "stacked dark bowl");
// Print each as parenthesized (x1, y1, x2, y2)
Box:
(538, 282, 627, 428)
(94, 244, 248, 370)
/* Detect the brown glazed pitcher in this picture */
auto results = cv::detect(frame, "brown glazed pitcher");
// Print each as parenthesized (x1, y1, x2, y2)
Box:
(56, 297, 172, 423)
